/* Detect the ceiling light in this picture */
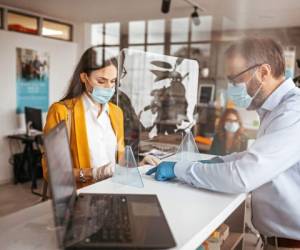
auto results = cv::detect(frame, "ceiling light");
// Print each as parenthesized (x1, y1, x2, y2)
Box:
(191, 6, 200, 26)
(161, 0, 171, 14)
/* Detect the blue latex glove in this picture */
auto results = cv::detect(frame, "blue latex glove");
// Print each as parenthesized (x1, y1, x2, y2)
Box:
(146, 161, 176, 181)
(199, 156, 224, 164)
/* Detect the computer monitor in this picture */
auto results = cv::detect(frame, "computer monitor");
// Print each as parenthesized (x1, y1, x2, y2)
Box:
(24, 106, 43, 131)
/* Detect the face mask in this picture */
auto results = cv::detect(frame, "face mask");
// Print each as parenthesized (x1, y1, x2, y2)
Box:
(227, 73, 262, 109)
(224, 121, 240, 133)
(91, 86, 115, 104)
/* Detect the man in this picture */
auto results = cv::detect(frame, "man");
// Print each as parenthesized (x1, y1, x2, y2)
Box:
(147, 37, 300, 250)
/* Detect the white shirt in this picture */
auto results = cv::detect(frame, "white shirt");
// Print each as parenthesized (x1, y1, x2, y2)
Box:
(82, 93, 117, 169)
(175, 78, 300, 239)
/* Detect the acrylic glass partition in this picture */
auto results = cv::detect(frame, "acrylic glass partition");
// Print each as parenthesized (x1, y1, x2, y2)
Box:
(112, 145, 144, 188)
(116, 48, 199, 161)
(175, 131, 201, 161)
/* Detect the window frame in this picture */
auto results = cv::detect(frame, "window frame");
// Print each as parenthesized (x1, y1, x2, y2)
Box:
(42, 18, 73, 42)
(7, 10, 39, 36)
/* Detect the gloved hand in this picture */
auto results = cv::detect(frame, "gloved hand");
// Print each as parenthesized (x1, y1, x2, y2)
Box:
(146, 161, 176, 181)
(139, 155, 161, 166)
(199, 156, 224, 164)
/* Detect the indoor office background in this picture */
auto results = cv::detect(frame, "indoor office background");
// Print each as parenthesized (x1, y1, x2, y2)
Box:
(0, 0, 300, 250)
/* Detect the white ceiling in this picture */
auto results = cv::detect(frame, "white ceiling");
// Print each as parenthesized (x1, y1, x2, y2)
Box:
(1, 0, 300, 31)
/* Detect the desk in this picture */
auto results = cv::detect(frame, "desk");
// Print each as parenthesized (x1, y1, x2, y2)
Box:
(7, 133, 42, 194)
(0, 153, 247, 250)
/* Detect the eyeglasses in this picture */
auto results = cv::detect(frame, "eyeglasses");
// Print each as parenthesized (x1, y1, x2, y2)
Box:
(227, 63, 263, 84)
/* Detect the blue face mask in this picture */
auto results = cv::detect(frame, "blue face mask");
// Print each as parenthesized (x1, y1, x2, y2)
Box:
(227, 82, 252, 108)
(227, 80, 262, 109)
(91, 86, 115, 104)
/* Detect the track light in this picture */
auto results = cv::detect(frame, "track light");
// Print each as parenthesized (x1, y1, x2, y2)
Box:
(191, 6, 200, 26)
(161, 0, 171, 14)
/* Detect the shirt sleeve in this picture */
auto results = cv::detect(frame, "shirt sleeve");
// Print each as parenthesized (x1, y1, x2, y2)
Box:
(174, 109, 300, 194)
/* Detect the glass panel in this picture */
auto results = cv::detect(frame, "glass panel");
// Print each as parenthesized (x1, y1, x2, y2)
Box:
(42, 20, 71, 41)
(91, 23, 103, 46)
(129, 20, 145, 44)
(7, 11, 38, 34)
(171, 18, 189, 42)
(104, 46, 120, 60)
(117, 49, 199, 159)
(170, 44, 188, 58)
(105, 22, 120, 45)
(147, 45, 164, 54)
(147, 19, 165, 43)
(191, 16, 212, 41)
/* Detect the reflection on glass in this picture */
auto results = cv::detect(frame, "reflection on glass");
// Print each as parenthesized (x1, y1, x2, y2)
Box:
(105, 22, 120, 45)
(171, 18, 189, 42)
(7, 11, 38, 34)
(190, 43, 211, 68)
(191, 16, 212, 41)
(118, 49, 199, 140)
(147, 19, 165, 43)
(91, 23, 103, 45)
(42, 20, 72, 41)
(171, 44, 188, 58)
(147, 45, 164, 54)
(129, 21, 145, 44)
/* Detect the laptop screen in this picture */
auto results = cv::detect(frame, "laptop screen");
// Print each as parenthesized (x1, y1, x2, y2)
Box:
(43, 121, 76, 246)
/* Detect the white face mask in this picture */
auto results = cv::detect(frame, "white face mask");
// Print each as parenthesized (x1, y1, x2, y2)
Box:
(224, 121, 240, 133)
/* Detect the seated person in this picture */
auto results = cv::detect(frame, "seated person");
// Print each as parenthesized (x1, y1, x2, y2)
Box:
(209, 108, 247, 156)
(42, 46, 159, 188)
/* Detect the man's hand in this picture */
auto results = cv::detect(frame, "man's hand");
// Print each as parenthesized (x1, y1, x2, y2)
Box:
(146, 161, 176, 181)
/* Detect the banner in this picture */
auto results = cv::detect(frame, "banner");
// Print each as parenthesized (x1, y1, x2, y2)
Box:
(16, 48, 49, 113)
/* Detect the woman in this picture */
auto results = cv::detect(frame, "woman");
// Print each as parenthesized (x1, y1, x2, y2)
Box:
(209, 108, 248, 156)
(42, 46, 158, 187)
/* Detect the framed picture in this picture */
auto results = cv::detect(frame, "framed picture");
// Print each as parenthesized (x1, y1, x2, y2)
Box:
(198, 84, 215, 104)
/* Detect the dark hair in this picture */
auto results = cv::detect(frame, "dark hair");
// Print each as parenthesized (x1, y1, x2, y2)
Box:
(217, 108, 244, 142)
(61, 46, 118, 101)
(225, 37, 285, 79)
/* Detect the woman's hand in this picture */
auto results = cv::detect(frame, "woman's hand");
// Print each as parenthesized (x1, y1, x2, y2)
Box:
(93, 162, 113, 181)
(139, 155, 161, 166)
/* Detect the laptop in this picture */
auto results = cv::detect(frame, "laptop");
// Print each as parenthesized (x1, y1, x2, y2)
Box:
(43, 121, 176, 249)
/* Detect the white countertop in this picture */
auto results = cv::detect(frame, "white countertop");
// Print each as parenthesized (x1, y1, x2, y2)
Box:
(0, 153, 246, 250)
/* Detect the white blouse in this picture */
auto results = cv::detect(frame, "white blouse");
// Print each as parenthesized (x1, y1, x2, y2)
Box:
(82, 93, 117, 169)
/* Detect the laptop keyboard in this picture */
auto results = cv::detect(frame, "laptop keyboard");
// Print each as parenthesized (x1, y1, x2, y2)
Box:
(91, 195, 132, 243)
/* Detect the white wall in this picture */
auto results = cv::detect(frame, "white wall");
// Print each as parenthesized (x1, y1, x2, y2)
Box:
(0, 30, 78, 184)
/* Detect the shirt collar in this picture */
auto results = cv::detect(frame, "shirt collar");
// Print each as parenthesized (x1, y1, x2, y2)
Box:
(82, 92, 109, 114)
(258, 77, 296, 112)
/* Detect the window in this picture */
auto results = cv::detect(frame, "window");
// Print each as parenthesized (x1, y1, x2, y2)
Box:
(7, 11, 38, 35)
(91, 22, 121, 61)
(171, 18, 189, 43)
(42, 19, 72, 41)
(129, 21, 145, 44)
(128, 19, 165, 54)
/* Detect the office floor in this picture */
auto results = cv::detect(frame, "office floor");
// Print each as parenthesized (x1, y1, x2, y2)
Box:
(0, 180, 42, 217)
(0, 181, 262, 250)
